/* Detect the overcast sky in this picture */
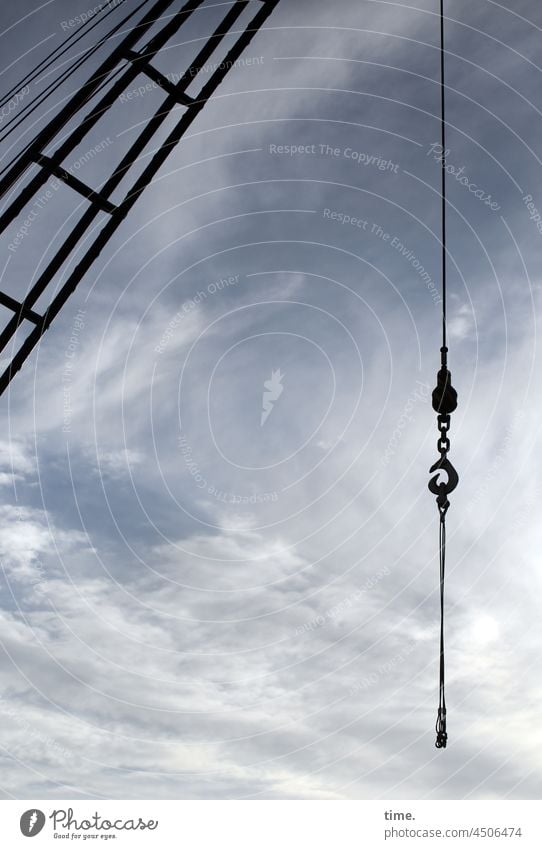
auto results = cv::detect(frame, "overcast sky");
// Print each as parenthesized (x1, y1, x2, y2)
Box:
(0, 0, 541, 800)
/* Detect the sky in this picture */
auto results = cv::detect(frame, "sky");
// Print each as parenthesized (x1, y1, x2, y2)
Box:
(0, 0, 541, 800)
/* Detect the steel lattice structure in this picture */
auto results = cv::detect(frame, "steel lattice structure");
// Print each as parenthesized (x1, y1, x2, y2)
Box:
(0, 0, 280, 395)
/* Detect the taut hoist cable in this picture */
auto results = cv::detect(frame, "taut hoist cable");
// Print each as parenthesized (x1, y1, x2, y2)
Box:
(428, 0, 459, 750)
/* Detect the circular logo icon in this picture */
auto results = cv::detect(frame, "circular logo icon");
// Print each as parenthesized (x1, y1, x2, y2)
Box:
(20, 810, 46, 837)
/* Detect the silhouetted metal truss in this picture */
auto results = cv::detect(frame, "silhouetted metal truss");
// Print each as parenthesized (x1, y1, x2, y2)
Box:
(0, 0, 280, 395)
